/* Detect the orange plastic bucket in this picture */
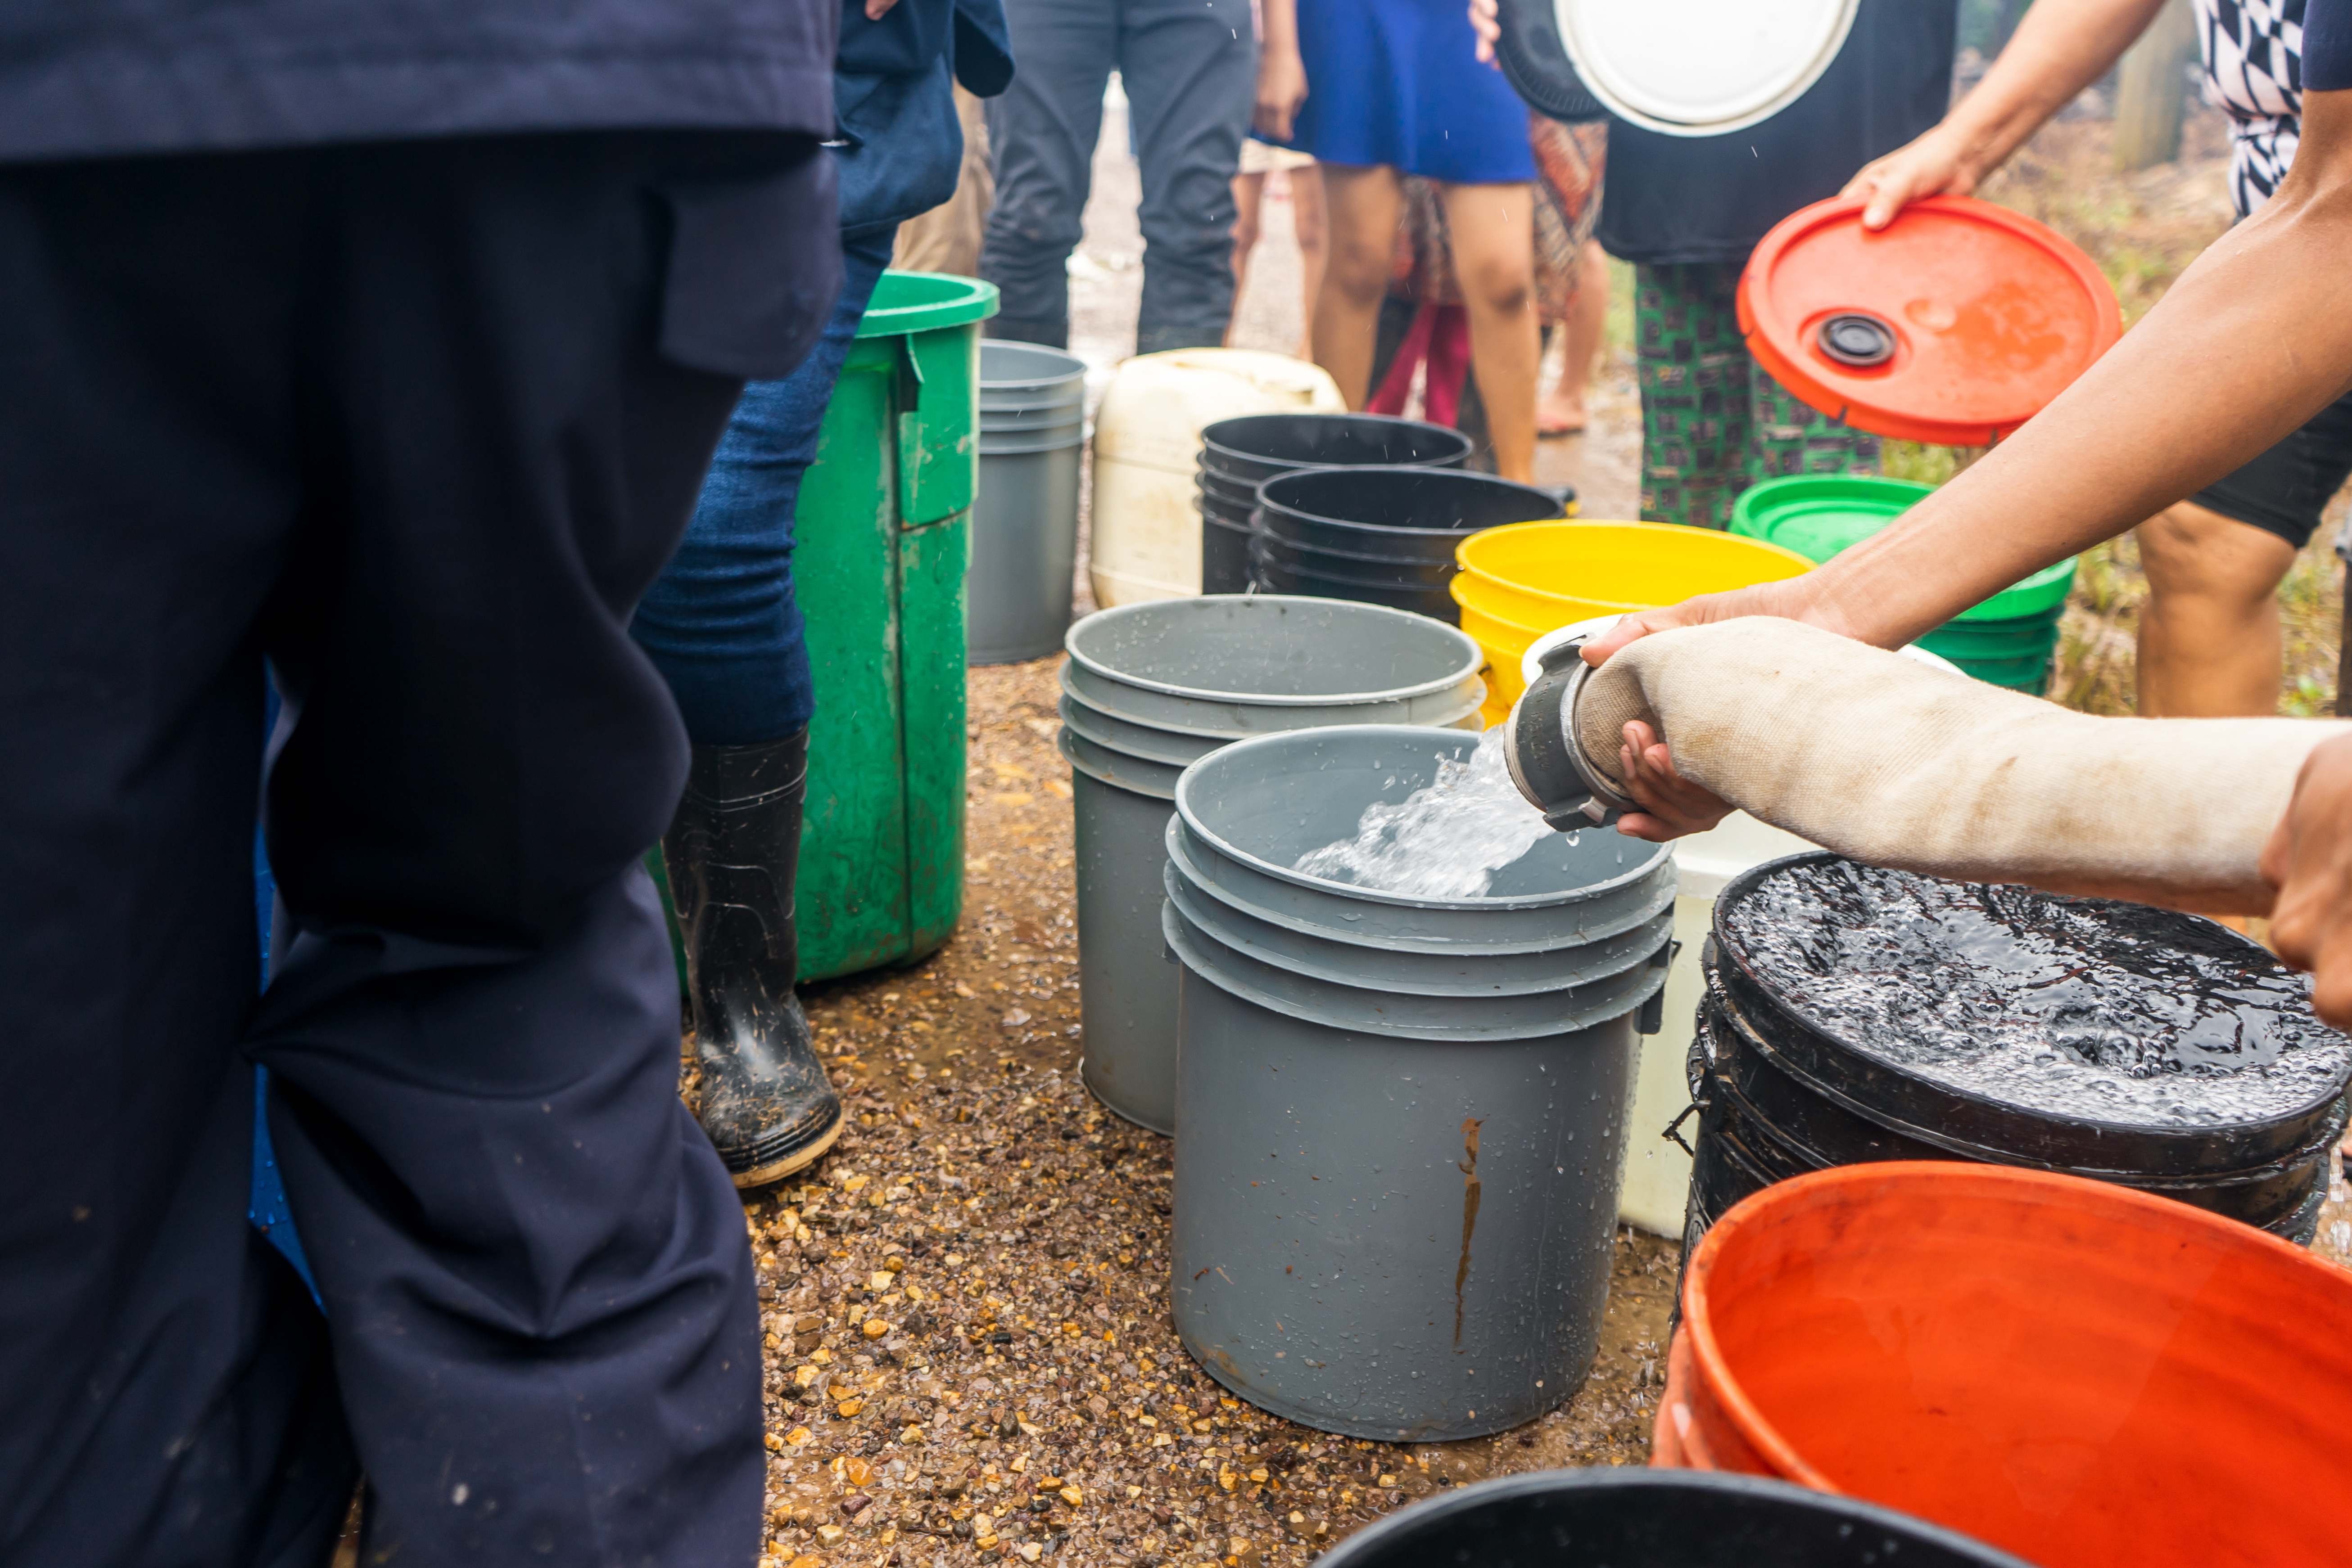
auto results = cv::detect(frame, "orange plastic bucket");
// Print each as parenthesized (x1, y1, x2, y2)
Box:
(1666, 1162, 2352, 1568)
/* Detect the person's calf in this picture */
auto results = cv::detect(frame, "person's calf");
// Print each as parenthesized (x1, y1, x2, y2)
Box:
(2135, 501, 2298, 718)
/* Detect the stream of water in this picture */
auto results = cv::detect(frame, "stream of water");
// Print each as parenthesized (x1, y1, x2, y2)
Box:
(1292, 730, 1556, 899)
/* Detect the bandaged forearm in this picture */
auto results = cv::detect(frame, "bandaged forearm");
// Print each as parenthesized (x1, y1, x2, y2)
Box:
(1576, 619, 2352, 911)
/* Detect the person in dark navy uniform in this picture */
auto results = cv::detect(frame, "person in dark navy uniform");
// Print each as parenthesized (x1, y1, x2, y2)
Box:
(0, 3, 841, 1563)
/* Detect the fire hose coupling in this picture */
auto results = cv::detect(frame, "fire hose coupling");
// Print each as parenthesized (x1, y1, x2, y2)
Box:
(1502, 616, 1638, 832)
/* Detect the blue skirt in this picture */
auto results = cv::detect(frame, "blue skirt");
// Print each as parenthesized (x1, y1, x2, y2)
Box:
(1289, 0, 1535, 185)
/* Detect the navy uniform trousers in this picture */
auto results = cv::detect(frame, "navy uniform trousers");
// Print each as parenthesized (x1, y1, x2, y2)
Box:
(0, 131, 835, 1567)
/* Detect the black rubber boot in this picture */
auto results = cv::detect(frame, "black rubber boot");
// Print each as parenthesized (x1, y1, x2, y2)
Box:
(662, 728, 843, 1187)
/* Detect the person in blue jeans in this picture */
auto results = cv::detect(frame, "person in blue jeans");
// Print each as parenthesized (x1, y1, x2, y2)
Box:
(631, 0, 1013, 1188)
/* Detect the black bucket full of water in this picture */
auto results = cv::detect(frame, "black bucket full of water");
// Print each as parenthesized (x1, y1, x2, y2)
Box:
(1317, 1471, 2034, 1568)
(1677, 853, 2352, 1266)
(1197, 414, 1472, 593)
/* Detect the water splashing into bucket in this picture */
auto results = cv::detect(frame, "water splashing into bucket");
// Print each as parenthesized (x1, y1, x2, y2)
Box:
(1293, 730, 1556, 898)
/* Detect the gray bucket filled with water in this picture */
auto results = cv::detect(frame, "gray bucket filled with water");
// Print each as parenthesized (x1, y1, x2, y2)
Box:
(971, 340, 1086, 665)
(1163, 725, 1676, 1439)
(1059, 596, 1485, 1134)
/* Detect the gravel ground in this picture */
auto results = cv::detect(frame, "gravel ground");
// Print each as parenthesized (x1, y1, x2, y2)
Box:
(739, 656, 1676, 1568)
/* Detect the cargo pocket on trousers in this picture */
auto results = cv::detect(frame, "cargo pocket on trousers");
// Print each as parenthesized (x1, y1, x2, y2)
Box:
(657, 144, 843, 381)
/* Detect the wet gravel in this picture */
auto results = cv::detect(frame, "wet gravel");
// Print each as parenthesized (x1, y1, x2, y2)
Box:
(730, 655, 1676, 1568)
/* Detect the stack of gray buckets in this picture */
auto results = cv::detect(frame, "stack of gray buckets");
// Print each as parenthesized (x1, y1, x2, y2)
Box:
(970, 341, 1087, 665)
(1058, 595, 1486, 1134)
(1162, 728, 1676, 1439)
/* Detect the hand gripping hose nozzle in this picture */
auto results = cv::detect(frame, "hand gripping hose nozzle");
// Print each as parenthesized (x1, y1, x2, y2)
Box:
(1503, 632, 1638, 832)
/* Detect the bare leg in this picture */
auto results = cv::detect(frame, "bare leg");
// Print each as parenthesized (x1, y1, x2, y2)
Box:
(1310, 163, 1403, 407)
(2135, 500, 2298, 715)
(1539, 239, 1608, 435)
(1439, 179, 1540, 483)
(1225, 170, 1266, 348)
(1289, 165, 1328, 362)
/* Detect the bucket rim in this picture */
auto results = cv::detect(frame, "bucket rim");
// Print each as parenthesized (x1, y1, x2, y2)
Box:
(1199, 414, 1474, 474)
(1680, 1160, 2347, 1496)
(1257, 465, 1567, 537)
(1058, 661, 1486, 742)
(1173, 724, 1674, 913)
(1061, 687, 1483, 765)
(977, 337, 1090, 389)
(1057, 726, 1179, 802)
(1063, 595, 1483, 708)
(1310, 1467, 2040, 1568)
(1450, 520, 1816, 611)
(855, 269, 1000, 337)
(1164, 857, 1672, 997)
(1712, 850, 2352, 1148)
(1164, 897, 1665, 1042)
(1703, 992, 2352, 1203)
(1167, 816, 1674, 956)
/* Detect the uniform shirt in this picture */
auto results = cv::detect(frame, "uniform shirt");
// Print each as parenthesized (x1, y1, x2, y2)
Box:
(1594, 0, 1958, 268)
(0, 0, 837, 163)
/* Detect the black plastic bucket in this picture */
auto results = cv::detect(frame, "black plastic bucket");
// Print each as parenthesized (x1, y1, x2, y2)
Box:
(1246, 540, 1461, 623)
(1197, 414, 1472, 594)
(1202, 411, 1473, 484)
(1198, 474, 1261, 599)
(1257, 466, 1567, 568)
(1678, 852, 2352, 1261)
(1250, 526, 1460, 589)
(1317, 1470, 2035, 1568)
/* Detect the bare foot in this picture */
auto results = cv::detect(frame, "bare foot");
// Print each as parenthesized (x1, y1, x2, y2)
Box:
(1538, 387, 1586, 437)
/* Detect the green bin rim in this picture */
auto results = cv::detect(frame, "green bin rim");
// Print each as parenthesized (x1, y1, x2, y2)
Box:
(1729, 473, 2076, 624)
(855, 270, 1001, 338)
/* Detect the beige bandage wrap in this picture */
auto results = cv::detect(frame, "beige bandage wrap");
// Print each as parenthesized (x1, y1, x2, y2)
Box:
(1576, 618, 2352, 911)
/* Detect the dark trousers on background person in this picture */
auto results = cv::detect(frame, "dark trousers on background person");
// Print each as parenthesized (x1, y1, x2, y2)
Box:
(980, 0, 1255, 353)
(0, 131, 833, 1567)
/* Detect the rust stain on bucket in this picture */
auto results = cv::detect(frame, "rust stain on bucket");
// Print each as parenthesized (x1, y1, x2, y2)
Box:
(1454, 1116, 1483, 1347)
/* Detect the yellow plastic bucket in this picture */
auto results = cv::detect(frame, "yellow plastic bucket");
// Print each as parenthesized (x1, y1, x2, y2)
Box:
(1452, 521, 1815, 723)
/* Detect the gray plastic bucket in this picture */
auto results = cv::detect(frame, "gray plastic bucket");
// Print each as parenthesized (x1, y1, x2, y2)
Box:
(1058, 596, 1486, 1135)
(1165, 727, 1674, 1439)
(1063, 595, 1484, 737)
(971, 340, 1086, 665)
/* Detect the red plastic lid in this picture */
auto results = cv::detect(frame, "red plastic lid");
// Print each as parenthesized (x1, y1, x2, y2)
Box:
(1738, 194, 2121, 447)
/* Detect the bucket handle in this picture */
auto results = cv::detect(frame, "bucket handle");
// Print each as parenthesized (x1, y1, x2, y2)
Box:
(1662, 1097, 1705, 1159)
(1633, 937, 1680, 1035)
(1663, 1009, 1710, 1157)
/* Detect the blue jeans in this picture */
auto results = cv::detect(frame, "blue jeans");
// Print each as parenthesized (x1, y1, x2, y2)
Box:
(632, 228, 898, 745)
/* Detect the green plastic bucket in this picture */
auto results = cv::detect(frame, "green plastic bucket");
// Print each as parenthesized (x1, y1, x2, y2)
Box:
(1914, 623, 2061, 664)
(651, 271, 1000, 987)
(795, 271, 997, 979)
(1933, 649, 2056, 694)
(1730, 475, 2077, 623)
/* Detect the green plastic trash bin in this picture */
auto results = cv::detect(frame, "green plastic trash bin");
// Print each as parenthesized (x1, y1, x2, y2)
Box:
(796, 271, 998, 979)
(651, 271, 1000, 989)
